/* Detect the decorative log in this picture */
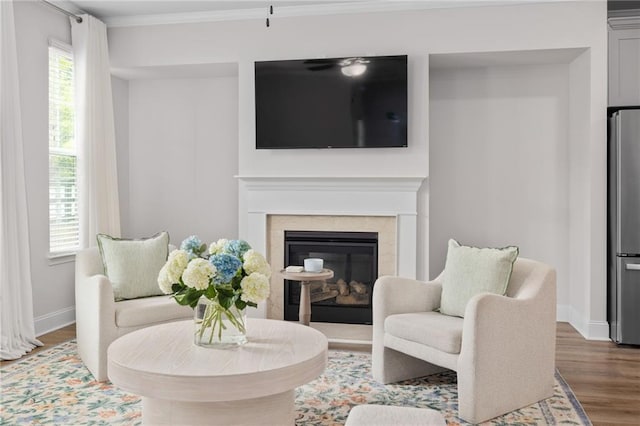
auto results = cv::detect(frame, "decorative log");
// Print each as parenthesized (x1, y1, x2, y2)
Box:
(325, 283, 339, 292)
(337, 279, 349, 296)
(310, 290, 339, 303)
(336, 292, 369, 305)
(309, 281, 328, 294)
(349, 281, 368, 294)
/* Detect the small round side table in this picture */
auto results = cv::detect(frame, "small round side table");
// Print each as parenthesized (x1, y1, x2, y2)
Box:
(280, 269, 334, 325)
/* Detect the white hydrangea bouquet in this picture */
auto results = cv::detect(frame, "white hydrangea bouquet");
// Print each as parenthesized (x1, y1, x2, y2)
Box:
(158, 236, 271, 346)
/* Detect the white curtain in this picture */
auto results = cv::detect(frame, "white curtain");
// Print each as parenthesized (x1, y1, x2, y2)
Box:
(71, 14, 121, 247)
(0, 0, 42, 360)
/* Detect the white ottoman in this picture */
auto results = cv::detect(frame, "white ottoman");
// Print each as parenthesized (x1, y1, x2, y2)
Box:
(345, 405, 446, 425)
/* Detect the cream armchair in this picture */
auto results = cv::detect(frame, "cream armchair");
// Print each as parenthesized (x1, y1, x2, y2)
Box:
(372, 257, 556, 423)
(75, 247, 193, 381)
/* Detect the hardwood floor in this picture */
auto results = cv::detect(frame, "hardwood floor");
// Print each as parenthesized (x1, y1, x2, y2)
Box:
(555, 322, 640, 425)
(2, 322, 639, 425)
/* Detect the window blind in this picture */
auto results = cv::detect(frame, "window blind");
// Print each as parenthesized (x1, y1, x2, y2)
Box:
(48, 42, 79, 254)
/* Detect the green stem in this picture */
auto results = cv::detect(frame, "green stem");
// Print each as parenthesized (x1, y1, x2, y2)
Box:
(196, 300, 246, 344)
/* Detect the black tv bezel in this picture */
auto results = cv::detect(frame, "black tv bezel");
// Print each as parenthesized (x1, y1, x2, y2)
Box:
(254, 54, 408, 150)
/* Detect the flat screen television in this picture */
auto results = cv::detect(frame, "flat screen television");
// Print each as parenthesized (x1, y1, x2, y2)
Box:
(255, 55, 407, 149)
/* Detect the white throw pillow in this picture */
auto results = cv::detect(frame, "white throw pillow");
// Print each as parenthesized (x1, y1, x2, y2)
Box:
(97, 231, 170, 301)
(440, 239, 519, 317)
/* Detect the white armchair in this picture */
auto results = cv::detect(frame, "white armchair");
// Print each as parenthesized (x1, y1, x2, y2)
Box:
(372, 257, 556, 423)
(75, 247, 193, 381)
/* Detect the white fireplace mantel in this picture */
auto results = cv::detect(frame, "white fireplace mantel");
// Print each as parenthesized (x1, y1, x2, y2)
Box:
(237, 175, 426, 318)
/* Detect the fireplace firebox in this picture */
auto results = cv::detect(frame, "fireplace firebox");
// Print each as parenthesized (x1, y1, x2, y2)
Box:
(284, 230, 378, 325)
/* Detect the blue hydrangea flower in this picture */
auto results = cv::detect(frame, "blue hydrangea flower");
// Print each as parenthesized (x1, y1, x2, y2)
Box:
(181, 235, 203, 259)
(209, 253, 242, 284)
(223, 240, 252, 259)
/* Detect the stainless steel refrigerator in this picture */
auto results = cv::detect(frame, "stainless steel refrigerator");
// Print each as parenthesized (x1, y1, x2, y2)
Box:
(608, 107, 640, 345)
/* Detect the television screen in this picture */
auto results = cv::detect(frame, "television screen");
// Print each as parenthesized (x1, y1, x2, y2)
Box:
(255, 55, 408, 149)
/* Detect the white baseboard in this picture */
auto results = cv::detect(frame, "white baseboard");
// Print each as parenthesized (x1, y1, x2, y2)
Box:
(35, 306, 75, 337)
(585, 320, 610, 341)
(565, 306, 611, 341)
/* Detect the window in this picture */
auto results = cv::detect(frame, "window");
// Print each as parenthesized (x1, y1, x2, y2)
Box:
(48, 41, 78, 254)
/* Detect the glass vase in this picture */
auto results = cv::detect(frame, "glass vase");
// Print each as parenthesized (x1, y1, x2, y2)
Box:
(194, 296, 247, 348)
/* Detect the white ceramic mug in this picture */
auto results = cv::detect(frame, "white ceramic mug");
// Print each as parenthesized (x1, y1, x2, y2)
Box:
(304, 258, 323, 272)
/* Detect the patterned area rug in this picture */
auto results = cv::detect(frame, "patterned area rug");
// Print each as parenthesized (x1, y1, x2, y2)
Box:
(0, 340, 590, 425)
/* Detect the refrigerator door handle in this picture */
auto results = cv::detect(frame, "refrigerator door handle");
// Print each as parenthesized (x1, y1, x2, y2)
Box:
(625, 263, 640, 271)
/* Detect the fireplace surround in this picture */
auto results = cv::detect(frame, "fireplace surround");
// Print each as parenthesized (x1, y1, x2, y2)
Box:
(237, 176, 426, 333)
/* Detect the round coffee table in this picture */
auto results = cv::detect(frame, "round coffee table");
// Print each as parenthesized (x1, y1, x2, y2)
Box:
(107, 319, 328, 425)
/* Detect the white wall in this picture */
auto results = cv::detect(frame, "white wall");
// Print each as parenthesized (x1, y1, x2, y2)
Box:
(13, 1, 75, 335)
(111, 76, 130, 235)
(105, 1, 607, 338)
(126, 77, 239, 244)
(429, 62, 571, 309)
(568, 50, 594, 336)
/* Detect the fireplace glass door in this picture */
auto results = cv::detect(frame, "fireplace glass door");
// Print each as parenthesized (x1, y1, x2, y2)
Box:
(284, 231, 378, 324)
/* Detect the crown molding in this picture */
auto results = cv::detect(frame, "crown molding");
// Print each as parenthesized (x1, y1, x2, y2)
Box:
(103, 0, 539, 28)
(608, 13, 640, 30)
(48, 0, 85, 16)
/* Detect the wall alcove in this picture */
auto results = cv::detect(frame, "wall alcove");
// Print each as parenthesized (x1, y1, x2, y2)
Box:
(428, 48, 593, 327)
(110, 61, 240, 242)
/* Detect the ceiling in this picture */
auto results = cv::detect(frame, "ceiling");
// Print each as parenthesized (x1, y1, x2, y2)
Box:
(65, 0, 398, 25)
(62, 1, 559, 26)
(67, 1, 357, 19)
(63, 0, 640, 26)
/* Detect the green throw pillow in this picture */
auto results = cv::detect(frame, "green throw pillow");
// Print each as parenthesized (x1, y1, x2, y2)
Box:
(96, 231, 170, 301)
(440, 239, 519, 317)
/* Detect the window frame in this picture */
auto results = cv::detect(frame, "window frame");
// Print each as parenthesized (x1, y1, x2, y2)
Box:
(48, 39, 79, 260)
